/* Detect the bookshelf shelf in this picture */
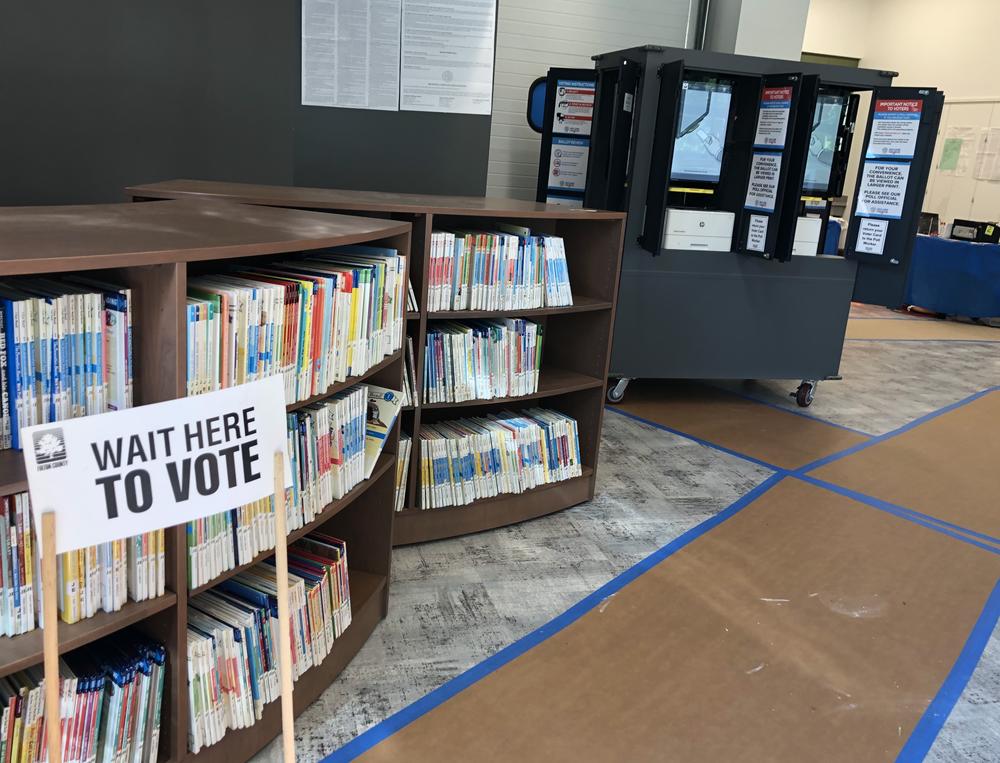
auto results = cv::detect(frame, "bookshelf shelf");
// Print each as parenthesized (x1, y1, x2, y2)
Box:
(126, 180, 625, 553)
(0, 199, 409, 763)
(188, 452, 395, 597)
(420, 368, 604, 410)
(0, 592, 178, 679)
(285, 350, 403, 413)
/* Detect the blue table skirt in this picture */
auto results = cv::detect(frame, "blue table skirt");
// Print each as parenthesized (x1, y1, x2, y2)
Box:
(904, 235, 1000, 317)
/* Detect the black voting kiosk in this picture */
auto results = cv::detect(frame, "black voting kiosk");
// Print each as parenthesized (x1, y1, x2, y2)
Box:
(533, 46, 942, 406)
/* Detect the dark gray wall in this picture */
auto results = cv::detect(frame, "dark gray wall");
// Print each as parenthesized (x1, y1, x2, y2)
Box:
(0, 1, 491, 206)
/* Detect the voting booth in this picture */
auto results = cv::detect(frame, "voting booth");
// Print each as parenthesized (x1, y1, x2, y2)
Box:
(533, 45, 942, 405)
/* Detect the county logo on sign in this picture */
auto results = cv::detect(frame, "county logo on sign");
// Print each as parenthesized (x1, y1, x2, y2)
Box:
(32, 428, 68, 471)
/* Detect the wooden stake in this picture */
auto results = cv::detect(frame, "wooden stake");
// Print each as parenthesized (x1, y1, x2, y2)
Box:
(273, 451, 296, 763)
(41, 512, 63, 763)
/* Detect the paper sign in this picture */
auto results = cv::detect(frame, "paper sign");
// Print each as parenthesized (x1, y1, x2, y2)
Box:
(545, 194, 583, 208)
(553, 80, 595, 136)
(866, 99, 922, 159)
(548, 136, 590, 192)
(855, 160, 910, 220)
(22, 376, 292, 555)
(753, 86, 792, 149)
(747, 214, 768, 252)
(856, 218, 889, 255)
(744, 152, 782, 213)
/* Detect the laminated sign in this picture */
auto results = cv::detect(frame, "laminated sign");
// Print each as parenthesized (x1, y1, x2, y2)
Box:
(866, 99, 922, 160)
(855, 160, 910, 220)
(744, 152, 781, 213)
(21, 376, 292, 555)
(553, 80, 595, 136)
(753, 86, 792, 149)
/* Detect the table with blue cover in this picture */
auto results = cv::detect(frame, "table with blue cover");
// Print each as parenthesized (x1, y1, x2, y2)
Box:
(904, 234, 1000, 317)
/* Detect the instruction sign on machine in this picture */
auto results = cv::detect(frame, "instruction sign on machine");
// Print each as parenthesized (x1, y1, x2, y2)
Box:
(753, 86, 792, 149)
(866, 99, 922, 160)
(744, 152, 781, 213)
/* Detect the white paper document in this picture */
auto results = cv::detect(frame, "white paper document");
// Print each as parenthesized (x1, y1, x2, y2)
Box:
(747, 214, 768, 252)
(856, 218, 888, 255)
(302, 0, 402, 110)
(744, 152, 781, 213)
(855, 160, 910, 220)
(400, 0, 496, 115)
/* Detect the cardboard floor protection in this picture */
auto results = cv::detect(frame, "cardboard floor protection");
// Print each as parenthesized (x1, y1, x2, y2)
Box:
(812, 391, 1000, 542)
(616, 382, 868, 470)
(846, 318, 1000, 342)
(358, 478, 1000, 762)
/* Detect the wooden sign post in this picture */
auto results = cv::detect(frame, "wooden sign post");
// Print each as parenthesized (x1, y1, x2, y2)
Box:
(21, 376, 295, 763)
(272, 451, 297, 763)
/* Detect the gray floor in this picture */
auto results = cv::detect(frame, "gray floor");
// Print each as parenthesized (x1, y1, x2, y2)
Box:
(253, 337, 1000, 762)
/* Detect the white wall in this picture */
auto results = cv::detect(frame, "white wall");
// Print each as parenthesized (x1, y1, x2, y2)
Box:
(485, 0, 694, 199)
(801, 0, 868, 60)
(733, 0, 810, 61)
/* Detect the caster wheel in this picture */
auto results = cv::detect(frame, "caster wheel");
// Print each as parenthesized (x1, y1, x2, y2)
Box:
(607, 378, 629, 404)
(795, 382, 815, 408)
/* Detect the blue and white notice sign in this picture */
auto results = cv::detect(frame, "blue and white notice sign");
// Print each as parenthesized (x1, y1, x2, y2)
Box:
(753, 86, 793, 149)
(866, 99, 922, 160)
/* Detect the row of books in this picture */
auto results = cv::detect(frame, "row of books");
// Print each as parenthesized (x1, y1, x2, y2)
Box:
(2, 493, 164, 635)
(423, 319, 543, 404)
(185, 246, 406, 404)
(186, 384, 401, 590)
(418, 408, 582, 510)
(187, 534, 351, 753)
(426, 231, 573, 312)
(0, 630, 165, 763)
(393, 433, 412, 512)
(1, 275, 133, 451)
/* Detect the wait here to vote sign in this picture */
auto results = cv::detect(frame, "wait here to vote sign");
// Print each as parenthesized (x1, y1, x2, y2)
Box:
(21, 376, 292, 556)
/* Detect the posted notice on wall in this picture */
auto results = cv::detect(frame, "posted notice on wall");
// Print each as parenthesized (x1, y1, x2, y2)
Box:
(302, 0, 402, 111)
(553, 80, 595, 136)
(547, 136, 590, 193)
(753, 86, 792, 149)
(855, 160, 910, 220)
(744, 152, 781, 213)
(856, 218, 889, 255)
(21, 376, 292, 555)
(400, 0, 496, 115)
(747, 214, 769, 252)
(866, 99, 922, 160)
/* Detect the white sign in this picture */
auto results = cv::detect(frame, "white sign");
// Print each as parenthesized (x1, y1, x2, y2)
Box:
(545, 194, 584, 208)
(855, 160, 910, 220)
(744, 152, 782, 213)
(747, 214, 768, 252)
(753, 86, 792, 149)
(866, 99, 922, 160)
(22, 377, 292, 555)
(400, 0, 496, 115)
(856, 218, 889, 255)
(301, 0, 402, 111)
(553, 80, 595, 136)
(547, 136, 590, 192)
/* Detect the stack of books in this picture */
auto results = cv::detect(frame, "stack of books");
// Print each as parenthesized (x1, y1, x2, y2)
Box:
(418, 408, 582, 509)
(0, 630, 165, 763)
(394, 433, 412, 512)
(185, 246, 406, 403)
(423, 319, 543, 404)
(186, 534, 351, 754)
(427, 231, 573, 311)
(2, 494, 164, 634)
(0, 275, 133, 451)
(186, 384, 400, 591)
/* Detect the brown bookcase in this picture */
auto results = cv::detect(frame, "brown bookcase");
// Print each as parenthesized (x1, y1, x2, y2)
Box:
(0, 199, 410, 763)
(126, 181, 625, 547)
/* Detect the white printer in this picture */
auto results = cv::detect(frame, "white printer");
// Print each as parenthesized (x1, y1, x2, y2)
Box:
(662, 208, 735, 252)
(792, 216, 823, 256)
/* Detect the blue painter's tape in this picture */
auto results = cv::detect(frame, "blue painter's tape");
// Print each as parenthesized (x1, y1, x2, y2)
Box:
(322, 473, 787, 762)
(896, 578, 1000, 762)
(797, 386, 1000, 475)
(796, 475, 1000, 557)
(605, 406, 785, 473)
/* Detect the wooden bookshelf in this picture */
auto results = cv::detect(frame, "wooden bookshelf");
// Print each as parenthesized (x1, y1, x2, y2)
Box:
(127, 181, 625, 548)
(0, 199, 410, 763)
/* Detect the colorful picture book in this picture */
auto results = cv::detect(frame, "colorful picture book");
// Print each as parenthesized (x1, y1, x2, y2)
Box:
(186, 534, 351, 753)
(0, 630, 165, 763)
(1, 493, 164, 634)
(185, 246, 406, 403)
(426, 232, 573, 312)
(423, 319, 543, 404)
(0, 276, 133, 451)
(418, 408, 582, 509)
